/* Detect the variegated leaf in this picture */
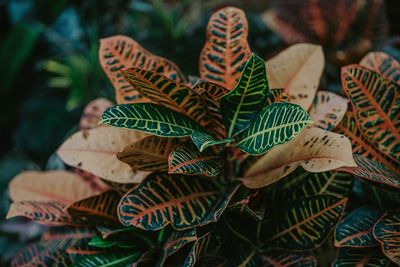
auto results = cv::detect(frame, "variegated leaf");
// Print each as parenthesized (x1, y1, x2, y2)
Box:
(220, 54, 269, 137)
(265, 88, 289, 106)
(160, 229, 197, 266)
(168, 143, 222, 177)
(199, 6, 251, 89)
(242, 127, 356, 189)
(236, 103, 312, 155)
(341, 65, 400, 163)
(67, 190, 120, 226)
(79, 98, 113, 130)
(333, 248, 392, 267)
(360, 51, 400, 85)
(66, 238, 117, 260)
(72, 252, 139, 267)
(99, 35, 185, 104)
(262, 252, 317, 267)
(309, 91, 348, 130)
(201, 92, 226, 138)
(121, 68, 209, 126)
(335, 207, 381, 248)
(265, 43, 324, 110)
(183, 232, 218, 267)
(118, 173, 220, 230)
(57, 125, 149, 183)
(193, 81, 229, 100)
(265, 196, 347, 250)
(41, 226, 96, 241)
(100, 103, 204, 137)
(190, 131, 233, 152)
(373, 209, 400, 264)
(117, 136, 179, 172)
(334, 111, 398, 173)
(340, 154, 400, 189)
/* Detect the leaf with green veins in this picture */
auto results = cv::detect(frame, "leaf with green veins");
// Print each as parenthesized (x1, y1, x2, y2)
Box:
(100, 103, 204, 137)
(220, 54, 269, 137)
(71, 252, 140, 267)
(191, 131, 233, 152)
(237, 102, 312, 155)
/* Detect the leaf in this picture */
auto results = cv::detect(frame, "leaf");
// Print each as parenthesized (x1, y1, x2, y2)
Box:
(66, 238, 117, 260)
(334, 111, 398, 173)
(190, 131, 233, 152)
(99, 35, 185, 104)
(220, 54, 269, 137)
(193, 81, 229, 100)
(201, 92, 226, 138)
(160, 229, 197, 266)
(262, 252, 317, 267)
(373, 209, 400, 264)
(265, 196, 347, 251)
(117, 136, 179, 172)
(118, 173, 220, 230)
(121, 68, 209, 126)
(236, 102, 312, 155)
(199, 6, 251, 89)
(57, 125, 149, 183)
(7, 201, 77, 226)
(183, 232, 218, 267)
(341, 64, 400, 163)
(265, 88, 289, 106)
(309, 91, 348, 130)
(241, 127, 356, 189)
(340, 154, 400, 189)
(333, 248, 392, 267)
(168, 143, 222, 177)
(8, 170, 101, 205)
(41, 226, 96, 241)
(72, 252, 139, 267)
(100, 103, 204, 138)
(360, 51, 400, 85)
(67, 191, 120, 226)
(265, 43, 324, 110)
(79, 98, 113, 130)
(335, 207, 381, 248)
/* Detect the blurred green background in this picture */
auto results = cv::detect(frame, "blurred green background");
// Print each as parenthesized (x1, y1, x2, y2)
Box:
(0, 0, 399, 264)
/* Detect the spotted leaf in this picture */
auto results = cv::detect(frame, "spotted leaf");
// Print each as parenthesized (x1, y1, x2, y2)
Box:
(237, 103, 312, 155)
(99, 35, 185, 104)
(341, 65, 400, 163)
(199, 6, 251, 89)
(168, 143, 222, 177)
(360, 52, 400, 85)
(220, 53, 269, 137)
(335, 207, 382, 248)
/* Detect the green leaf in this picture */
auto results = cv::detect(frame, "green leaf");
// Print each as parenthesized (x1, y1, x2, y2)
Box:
(118, 173, 220, 230)
(373, 209, 400, 264)
(89, 236, 118, 248)
(160, 229, 197, 266)
(265, 88, 289, 106)
(221, 54, 269, 137)
(72, 252, 139, 267)
(168, 143, 222, 177)
(183, 232, 218, 267)
(265, 195, 347, 251)
(100, 103, 204, 137)
(335, 207, 381, 248)
(237, 102, 312, 155)
(333, 248, 392, 267)
(191, 131, 233, 152)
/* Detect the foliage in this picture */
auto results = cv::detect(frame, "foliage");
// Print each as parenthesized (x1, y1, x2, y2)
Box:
(3, 4, 400, 267)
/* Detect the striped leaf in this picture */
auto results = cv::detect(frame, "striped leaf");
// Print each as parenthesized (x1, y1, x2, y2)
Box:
(41, 226, 96, 241)
(193, 81, 229, 100)
(66, 238, 117, 260)
(340, 154, 400, 189)
(265, 88, 289, 106)
(265, 44, 324, 110)
(333, 248, 392, 267)
(199, 7, 251, 89)
(121, 68, 209, 126)
(67, 191, 120, 226)
(241, 127, 356, 189)
(201, 92, 226, 138)
(72, 252, 139, 267)
(168, 143, 222, 177)
(265, 195, 347, 250)
(99, 35, 185, 104)
(237, 103, 312, 155)
(309, 91, 348, 130)
(220, 53, 269, 137)
(160, 229, 197, 265)
(373, 209, 400, 264)
(117, 136, 179, 172)
(360, 52, 400, 85)
(334, 111, 398, 173)
(341, 65, 400, 163)
(190, 131, 233, 152)
(118, 173, 220, 230)
(183, 232, 218, 267)
(262, 252, 317, 267)
(100, 103, 204, 137)
(335, 207, 382, 248)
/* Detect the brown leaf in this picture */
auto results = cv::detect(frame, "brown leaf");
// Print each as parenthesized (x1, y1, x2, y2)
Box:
(240, 127, 356, 189)
(360, 51, 400, 85)
(79, 98, 113, 130)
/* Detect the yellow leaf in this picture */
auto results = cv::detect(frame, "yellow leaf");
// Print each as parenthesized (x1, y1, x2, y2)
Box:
(265, 43, 324, 110)
(241, 127, 356, 189)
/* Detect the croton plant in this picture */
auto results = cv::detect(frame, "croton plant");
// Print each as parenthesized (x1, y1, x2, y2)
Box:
(6, 7, 400, 267)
